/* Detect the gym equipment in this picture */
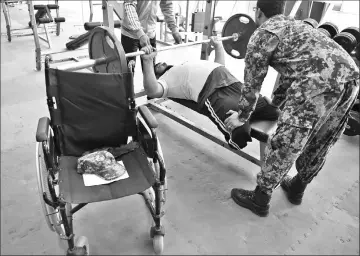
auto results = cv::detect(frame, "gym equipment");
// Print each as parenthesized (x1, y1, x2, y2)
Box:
(28, 4, 63, 27)
(318, 22, 339, 38)
(29, 3, 65, 35)
(303, 18, 318, 28)
(341, 27, 360, 46)
(39, 0, 123, 71)
(88, 26, 128, 74)
(344, 110, 360, 136)
(318, 27, 331, 38)
(333, 32, 357, 54)
(36, 56, 168, 254)
(1, 0, 57, 42)
(221, 13, 256, 59)
(65, 20, 121, 50)
(58, 13, 256, 72)
(354, 43, 360, 61)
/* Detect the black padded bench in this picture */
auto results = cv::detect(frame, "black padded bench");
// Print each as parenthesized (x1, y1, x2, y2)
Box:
(147, 98, 278, 166)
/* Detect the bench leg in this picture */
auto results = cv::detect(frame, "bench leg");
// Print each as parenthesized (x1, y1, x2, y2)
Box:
(259, 141, 267, 163)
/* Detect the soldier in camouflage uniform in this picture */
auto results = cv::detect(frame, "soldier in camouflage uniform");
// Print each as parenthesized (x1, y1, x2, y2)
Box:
(225, 0, 359, 217)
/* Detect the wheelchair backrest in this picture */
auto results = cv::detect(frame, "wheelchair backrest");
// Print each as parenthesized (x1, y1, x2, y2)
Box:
(45, 67, 137, 157)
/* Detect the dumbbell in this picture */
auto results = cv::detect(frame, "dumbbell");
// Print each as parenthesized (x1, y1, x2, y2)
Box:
(333, 32, 357, 54)
(318, 22, 339, 38)
(333, 27, 360, 55)
(303, 18, 318, 28)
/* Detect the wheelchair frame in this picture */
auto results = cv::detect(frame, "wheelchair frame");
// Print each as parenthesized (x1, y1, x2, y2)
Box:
(36, 57, 168, 255)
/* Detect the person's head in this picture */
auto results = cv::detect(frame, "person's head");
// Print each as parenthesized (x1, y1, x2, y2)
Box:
(255, 0, 285, 27)
(154, 62, 173, 79)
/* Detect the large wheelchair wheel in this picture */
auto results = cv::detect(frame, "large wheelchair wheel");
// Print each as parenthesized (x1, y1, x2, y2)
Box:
(35, 127, 72, 246)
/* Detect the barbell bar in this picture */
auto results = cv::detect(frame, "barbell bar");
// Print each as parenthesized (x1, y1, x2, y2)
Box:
(56, 13, 257, 72)
(57, 34, 239, 72)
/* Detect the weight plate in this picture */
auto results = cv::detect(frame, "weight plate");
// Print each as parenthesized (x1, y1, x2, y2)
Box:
(88, 26, 128, 74)
(318, 22, 339, 38)
(341, 27, 360, 45)
(333, 32, 357, 53)
(318, 28, 331, 38)
(221, 13, 256, 59)
(303, 18, 318, 28)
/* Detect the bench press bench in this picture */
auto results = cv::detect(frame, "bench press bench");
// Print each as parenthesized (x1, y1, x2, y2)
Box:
(147, 97, 278, 167)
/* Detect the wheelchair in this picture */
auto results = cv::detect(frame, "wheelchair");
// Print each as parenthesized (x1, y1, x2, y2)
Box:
(35, 55, 168, 255)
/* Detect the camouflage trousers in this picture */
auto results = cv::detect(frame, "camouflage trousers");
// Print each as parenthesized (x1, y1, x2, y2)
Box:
(258, 80, 359, 195)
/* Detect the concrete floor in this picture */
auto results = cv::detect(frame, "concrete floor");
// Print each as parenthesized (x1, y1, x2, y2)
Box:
(1, 2, 359, 255)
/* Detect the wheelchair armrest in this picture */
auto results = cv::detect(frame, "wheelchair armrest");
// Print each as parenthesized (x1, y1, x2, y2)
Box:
(36, 117, 50, 142)
(138, 106, 158, 129)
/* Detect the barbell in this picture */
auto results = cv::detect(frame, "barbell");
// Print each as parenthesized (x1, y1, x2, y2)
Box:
(57, 13, 256, 73)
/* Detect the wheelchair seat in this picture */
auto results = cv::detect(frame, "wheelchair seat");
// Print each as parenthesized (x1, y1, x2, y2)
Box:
(58, 146, 155, 204)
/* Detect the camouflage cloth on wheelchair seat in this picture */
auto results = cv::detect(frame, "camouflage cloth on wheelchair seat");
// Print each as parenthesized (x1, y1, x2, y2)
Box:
(77, 141, 140, 181)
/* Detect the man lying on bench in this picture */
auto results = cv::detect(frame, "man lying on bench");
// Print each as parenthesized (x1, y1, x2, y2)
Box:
(140, 37, 280, 150)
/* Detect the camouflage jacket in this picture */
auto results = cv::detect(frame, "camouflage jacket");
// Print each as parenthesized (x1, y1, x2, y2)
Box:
(238, 14, 359, 128)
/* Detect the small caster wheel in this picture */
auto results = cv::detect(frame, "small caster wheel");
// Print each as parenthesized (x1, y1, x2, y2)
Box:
(68, 236, 90, 255)
(153, 235, 164, 255)
(150, 225, 165, 239)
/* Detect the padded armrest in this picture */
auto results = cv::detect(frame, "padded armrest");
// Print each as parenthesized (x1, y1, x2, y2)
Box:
(138, 106, 158, 129)
(36, 117, 50, 142)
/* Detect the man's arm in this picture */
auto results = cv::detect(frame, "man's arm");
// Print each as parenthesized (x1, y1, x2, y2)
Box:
(141, 52, 164, 98)
(237, 30, 279, 123)
(159, 0, 181, 43)
(123, 0, 146, 39)
(214, 42, 225, 66)
(159, 0, 179, 34)
(272, 76, 292, 109)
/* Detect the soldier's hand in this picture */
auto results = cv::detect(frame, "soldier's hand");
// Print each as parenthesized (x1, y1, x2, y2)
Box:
(139, 34, 151, 47)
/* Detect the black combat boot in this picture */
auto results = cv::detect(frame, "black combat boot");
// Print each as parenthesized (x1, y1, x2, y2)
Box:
(231, 186, 271, 217)
(280, 175, 307, 205)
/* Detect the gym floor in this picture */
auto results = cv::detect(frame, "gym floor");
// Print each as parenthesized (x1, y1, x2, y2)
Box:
(1, 2, 359, 255)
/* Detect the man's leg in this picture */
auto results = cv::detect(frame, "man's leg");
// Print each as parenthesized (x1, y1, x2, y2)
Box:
(199, 83, 281, 150)
(121, 34, 140, 69)
(282, 80, 360, 204)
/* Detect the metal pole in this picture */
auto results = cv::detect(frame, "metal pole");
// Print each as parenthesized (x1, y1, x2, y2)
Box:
(28, 0, 42, 71)
(184, 0, 190, 43)
(200, 0, 215, 60)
